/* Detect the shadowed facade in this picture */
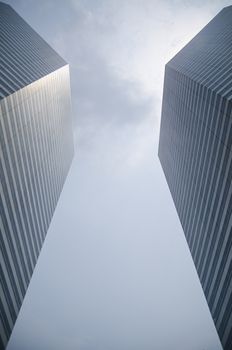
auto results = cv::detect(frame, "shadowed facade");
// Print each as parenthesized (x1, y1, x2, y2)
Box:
(0, 3, 74, 348)
(159, 6, 232, 350)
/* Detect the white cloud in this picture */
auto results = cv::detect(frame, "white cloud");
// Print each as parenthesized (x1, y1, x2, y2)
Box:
(70, 0, 227, 100)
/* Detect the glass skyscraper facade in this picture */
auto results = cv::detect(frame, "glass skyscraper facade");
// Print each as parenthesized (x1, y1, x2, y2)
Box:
(0, 3, 74, 348)
(159, 6, 232, 350)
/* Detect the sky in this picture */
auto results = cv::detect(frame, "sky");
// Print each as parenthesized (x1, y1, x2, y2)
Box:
(4, 0, 231, 349)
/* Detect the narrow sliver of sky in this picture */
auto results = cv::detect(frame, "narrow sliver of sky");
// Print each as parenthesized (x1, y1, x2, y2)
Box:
(5, 1, 231, 349)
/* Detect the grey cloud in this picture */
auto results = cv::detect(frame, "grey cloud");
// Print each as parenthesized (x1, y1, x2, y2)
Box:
(71, 55, 154, 128)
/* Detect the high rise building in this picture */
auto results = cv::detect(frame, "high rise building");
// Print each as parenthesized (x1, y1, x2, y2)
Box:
(0, 3, 74, 348)
(158, 6, 232, 350)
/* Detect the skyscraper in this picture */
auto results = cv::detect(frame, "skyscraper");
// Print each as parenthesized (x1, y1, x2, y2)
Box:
(158, 6, 232, 350)
(0, 3, 74, 348)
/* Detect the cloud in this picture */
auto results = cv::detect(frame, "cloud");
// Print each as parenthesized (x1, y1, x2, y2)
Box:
(68, 0, 229, 98)
(71, 54, 153, 128)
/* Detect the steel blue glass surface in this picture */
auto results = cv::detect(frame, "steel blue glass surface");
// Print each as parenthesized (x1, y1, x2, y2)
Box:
(0, 3, 74, 349)
(0, 2, 66, 100)
(159, 6, 232, 350)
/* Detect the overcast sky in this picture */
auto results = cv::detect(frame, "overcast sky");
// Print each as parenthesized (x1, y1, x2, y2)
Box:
(5, 1, 231, 349)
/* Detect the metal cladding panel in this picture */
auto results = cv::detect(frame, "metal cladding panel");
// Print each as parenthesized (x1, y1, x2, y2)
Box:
(0, 65, 74, 348)
(0, 2, 66, 100)
(159, 7, 232, 350)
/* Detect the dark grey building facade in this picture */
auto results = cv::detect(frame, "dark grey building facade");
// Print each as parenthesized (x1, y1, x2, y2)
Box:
(159, 6, 232, 350)
(0, 3, 74, 348)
